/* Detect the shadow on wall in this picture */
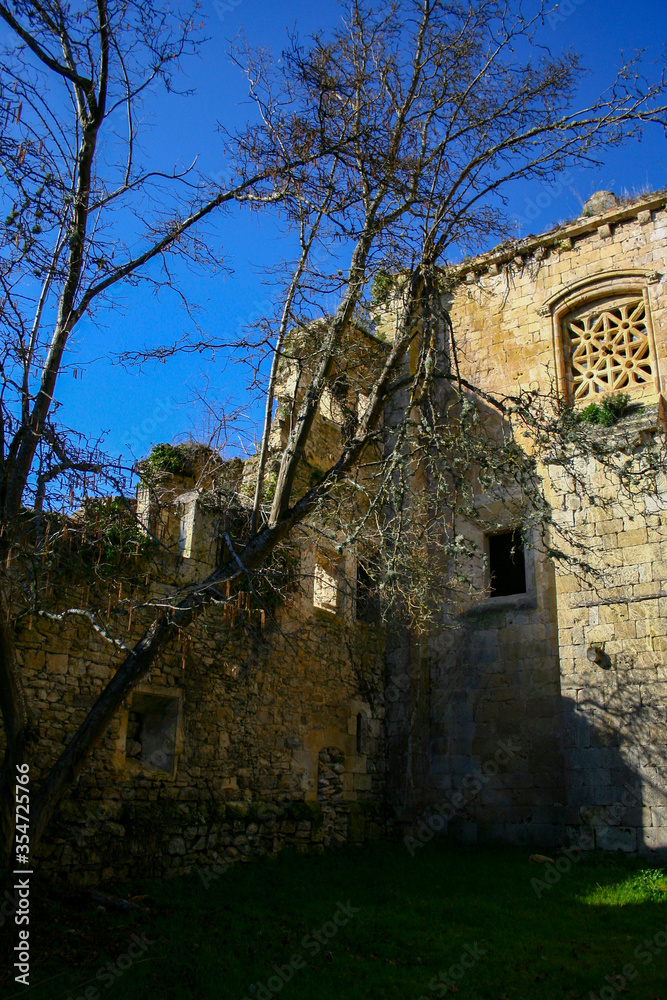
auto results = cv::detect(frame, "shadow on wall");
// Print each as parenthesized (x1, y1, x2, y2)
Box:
(383, 625, 432, 820)
(417, 610, 567, 849)
(561, 684, 667, 854)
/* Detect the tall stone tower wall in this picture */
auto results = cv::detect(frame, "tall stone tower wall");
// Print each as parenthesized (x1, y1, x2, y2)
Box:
(417, 191, 667, 850)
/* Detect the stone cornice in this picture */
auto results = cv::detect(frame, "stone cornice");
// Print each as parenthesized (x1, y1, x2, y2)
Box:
(447, 190, 667, 286)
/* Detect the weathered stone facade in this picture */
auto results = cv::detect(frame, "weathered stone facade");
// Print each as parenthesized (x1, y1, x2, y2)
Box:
(385, 190, 667, 852)
(6, 189, 667, 882)
(15, 568, 387, 884)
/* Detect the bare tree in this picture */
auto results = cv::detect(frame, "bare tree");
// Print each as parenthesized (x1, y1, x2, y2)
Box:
(1, 0, 666, 862)
(0, 0, 334, 857)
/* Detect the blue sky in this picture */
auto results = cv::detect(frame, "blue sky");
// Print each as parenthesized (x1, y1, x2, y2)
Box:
(48, 0, 667, 475)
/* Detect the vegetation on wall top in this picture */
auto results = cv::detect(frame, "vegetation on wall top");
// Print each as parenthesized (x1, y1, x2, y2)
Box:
(138, 443, 199, 481)
(575, 394, 632, 427)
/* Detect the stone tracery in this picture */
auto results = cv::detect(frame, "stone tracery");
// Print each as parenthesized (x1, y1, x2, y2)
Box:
(566, 296, 653, 399)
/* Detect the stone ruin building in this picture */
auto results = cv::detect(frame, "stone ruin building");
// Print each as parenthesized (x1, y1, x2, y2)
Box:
(9, 188, 667, 883)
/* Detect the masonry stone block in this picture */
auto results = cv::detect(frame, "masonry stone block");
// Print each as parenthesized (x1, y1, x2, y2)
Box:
(643, 828, 667, 850)
(596, 826, 637, 852)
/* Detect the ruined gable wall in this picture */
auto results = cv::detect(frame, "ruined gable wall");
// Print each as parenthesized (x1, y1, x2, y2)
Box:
(435, 194, 667, 851)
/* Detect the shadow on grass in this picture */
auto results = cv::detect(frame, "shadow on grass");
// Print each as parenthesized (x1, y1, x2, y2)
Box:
(4, 842, 667, 1000)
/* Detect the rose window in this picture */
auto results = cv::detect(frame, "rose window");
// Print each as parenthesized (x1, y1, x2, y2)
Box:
(566, 297, 654, 400)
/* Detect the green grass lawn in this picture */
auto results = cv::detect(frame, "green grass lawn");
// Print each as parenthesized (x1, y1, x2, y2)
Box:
(4, 842, 667, 1000)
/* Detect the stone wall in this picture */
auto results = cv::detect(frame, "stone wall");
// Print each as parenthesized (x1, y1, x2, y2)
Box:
(425, 554, 565, 847)
(12, 546, 387, 884)
(418, 191, 667, 851)
(550, 405, 667, 852)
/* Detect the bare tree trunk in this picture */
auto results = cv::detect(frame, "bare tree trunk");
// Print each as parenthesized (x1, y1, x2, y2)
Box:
(251, 236, 312, 535)
(268, 234, 375, 525)
(251, 182, 340, 535)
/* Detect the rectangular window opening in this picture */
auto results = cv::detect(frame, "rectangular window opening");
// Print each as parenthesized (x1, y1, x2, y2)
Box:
(488, 530, 526, 597)
(356, 563, 381, 624)
(125, 692, 179, 774)
(178, 497, 197, 558)
(313, 552, 341, 613)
